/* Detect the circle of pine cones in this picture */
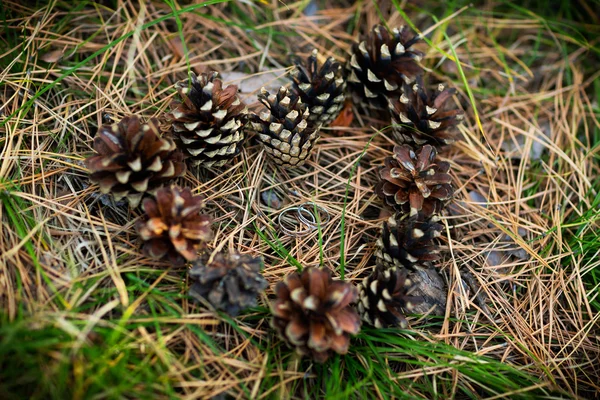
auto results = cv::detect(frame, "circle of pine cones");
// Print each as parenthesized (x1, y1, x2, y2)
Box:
(81, 20, 466, 363)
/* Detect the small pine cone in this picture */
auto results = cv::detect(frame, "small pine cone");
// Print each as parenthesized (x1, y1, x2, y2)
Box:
(250, 86, 320, 167)
(290, 49, 347, 126)
(271, 268, 361, 363)
(389, 77, 464, 148)
(85, 116, 185, 208)
(168, 72, 248, 168)
(189, 252, 267, 316)
(376, 213, 443, 270)
(136, 186, 212, 265)
(347, 25, 423, 105)
(376, 144, 453, 216)
(356, 266, 421, 328)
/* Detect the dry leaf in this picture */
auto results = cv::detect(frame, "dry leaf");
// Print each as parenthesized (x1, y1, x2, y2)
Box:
(40, 49, 63, 63)
(330, 100, 354, 132)
(220, 70, 288, 104)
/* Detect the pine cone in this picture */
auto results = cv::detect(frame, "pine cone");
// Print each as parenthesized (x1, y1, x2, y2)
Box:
(290, 49, 347, 126)
(85, 116, 185, 208)
(376, 213, 443, 270)
(389, 77, 464, 148)
(376, 144, 453, 216)
(250, 86, 319, 167)
(168, 72, 248, 167)
(189, 252, 267, 316)
(357, 266, 421, 328)
(136, 186, 212, 265)
(347, 25, 423, 104)
(271, 268, 361, 362)
(405, 266, 447, 316)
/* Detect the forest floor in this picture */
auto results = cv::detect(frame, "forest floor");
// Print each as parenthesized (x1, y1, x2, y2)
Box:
(1, 0, 599, 399)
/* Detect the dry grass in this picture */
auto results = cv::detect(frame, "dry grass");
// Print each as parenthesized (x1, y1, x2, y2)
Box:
(1, 0, 599, 399)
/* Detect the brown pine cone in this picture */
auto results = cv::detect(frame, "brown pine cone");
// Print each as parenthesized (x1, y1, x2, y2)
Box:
(357, 266, 421, 328)
(376, 144, 453, 216)
(389, 77, 464, 148)
(85, 116, 185, 207)
(168, 72, 248, 168)
(271, 268, 361, 362)
(290, 49, 347, 126)
(136, 186, 212, 265)
(347, 24, 423, 105)
(376, 213, 443, 271)
(189, 252, 267, 316)
(249, 86, 320, 167)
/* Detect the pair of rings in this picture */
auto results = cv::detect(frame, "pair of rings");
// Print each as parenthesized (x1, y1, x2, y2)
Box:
(277, 202, 331, 237)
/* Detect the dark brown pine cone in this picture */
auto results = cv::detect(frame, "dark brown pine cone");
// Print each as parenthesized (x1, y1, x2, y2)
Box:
(376, 144, 453, 216)
(357, 266, 421, 328)
(249, 86, 320, 167)
(85, 116, 185, 207)
(389, 77, 464, 148)
(376, 213, 443, 271)
(406, 266, 447, 316)
(136, 186, 212, 265)
(271, 268, 361, 363)
(290, 49, 347, 126)
(347, 24, 424, 105)
(167, 72, 248, 168)
(189, 252, 267, 316)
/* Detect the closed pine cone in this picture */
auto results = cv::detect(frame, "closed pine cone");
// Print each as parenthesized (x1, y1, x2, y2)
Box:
(376, 144, 453, 217)
(376, 213, 443, 271)
(136, 186, 212, 265)
(290, 49, 347, 126)
(389, 77, 464, 148)
(168, 72, 248, 167)
(357, 266, 421, 328)
(347, 24, 423, 105)
(85, 116, 185, 208)
(271, 268, 361, 362)
(189, 252, 267, 316)
(250, 86, 319, 167)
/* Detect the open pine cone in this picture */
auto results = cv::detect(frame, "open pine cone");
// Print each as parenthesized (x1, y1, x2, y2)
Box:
(168, 72, 248, 168)
(389, 77, 464, 148)
(376, 144, 453, 217)
(85, 116, 185, 207)
(290, 49, 347, 126)
(376, 213, 443, 271)
(189, 252, 267, 316)
(357, 266, 421, 328)
(250, 86, 320, 167)
(347, 24, 423, 105)
(136, 186, 212, 265)
(271, 268, 361, 362)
